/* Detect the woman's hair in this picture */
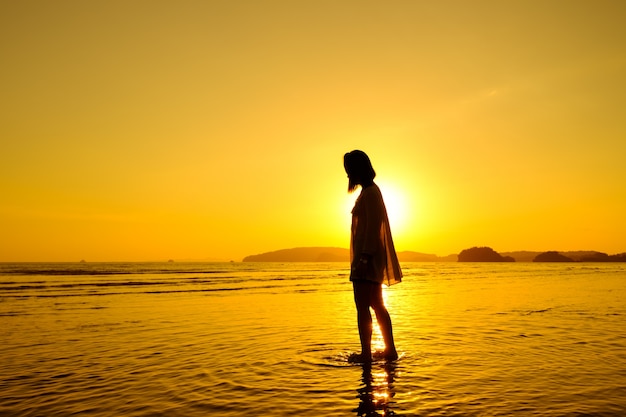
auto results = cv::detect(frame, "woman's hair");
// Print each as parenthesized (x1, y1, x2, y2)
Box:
(344, 150, 376, 192)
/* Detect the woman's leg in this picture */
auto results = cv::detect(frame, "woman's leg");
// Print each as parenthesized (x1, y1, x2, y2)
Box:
(353, 281, 373, 361)
(371, 285, 398, 360)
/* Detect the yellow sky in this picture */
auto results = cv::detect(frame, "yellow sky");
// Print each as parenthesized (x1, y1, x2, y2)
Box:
(1, 1, 625, 261)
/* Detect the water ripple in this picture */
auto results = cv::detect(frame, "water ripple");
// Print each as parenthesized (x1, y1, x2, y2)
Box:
(1, 262, 625, 416)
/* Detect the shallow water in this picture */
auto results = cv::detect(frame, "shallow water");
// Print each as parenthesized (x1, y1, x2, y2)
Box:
(1, 262, 625, 416)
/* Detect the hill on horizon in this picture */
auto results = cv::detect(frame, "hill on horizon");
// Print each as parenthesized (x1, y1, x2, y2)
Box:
(242, 247, 348, 262)
(242, 247, 455, 262)
(242, 247, 625, 263)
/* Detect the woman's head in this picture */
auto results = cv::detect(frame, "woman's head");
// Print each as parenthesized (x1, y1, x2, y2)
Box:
(344, 150, 376, 192)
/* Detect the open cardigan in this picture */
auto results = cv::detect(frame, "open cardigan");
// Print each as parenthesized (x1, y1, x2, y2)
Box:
(350, 183, 402, 286)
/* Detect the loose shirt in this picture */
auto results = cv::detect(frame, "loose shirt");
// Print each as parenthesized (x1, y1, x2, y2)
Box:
(350, 183, 402, 286)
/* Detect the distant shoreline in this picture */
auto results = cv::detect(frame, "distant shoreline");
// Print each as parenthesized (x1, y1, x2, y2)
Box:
(242, 246, 626, 263)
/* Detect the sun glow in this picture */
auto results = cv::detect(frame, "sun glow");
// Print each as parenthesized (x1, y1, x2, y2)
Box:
(378, 181, 411, 238)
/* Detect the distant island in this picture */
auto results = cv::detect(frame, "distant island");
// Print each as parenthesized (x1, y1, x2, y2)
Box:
(458, 247, 515, 262)
(242, 246, 626, 262)
(242, 247, 349, 262)
(450, 247, 625, 262)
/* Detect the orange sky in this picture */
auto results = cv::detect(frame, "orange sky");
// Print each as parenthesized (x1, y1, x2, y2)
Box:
(1, 1, 625, 262)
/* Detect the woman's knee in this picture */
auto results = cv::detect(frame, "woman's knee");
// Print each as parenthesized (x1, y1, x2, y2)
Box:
(354, 295, 371, 311)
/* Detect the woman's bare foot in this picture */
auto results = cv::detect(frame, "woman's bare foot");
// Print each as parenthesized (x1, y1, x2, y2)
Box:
(348, 352, 372, 363)
(384, 349, 398, 361)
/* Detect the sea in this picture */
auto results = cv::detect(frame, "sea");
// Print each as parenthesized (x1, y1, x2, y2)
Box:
(1, 262, 625, 417)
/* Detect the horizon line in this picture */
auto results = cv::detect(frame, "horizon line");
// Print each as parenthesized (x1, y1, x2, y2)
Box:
(3, 246, 624, 264)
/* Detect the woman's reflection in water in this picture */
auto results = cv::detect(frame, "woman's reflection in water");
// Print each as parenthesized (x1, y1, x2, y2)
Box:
(354, 361, 398, 417)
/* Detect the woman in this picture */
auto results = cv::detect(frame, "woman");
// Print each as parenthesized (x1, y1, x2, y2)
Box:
(344, 150, 402, 362)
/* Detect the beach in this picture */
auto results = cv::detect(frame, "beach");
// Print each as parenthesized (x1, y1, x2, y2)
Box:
(1, 262, 625, 416)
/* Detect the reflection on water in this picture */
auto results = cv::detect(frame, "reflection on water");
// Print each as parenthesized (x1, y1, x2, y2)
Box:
(1, 262, 626, 416)
(355, 361, 397, 417)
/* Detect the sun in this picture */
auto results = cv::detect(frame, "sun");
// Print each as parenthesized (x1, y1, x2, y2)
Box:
(378, 181, 409, 235)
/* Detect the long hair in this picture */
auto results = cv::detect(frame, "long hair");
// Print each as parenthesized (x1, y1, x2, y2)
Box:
(344, 150, 376, 193)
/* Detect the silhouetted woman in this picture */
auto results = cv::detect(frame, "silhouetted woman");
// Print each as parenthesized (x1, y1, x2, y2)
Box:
(344, 150, 402, 362)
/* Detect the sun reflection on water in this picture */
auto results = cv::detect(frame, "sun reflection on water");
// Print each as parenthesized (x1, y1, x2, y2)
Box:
(371, 320, 386, 353)
(354, 362, 397, 417)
